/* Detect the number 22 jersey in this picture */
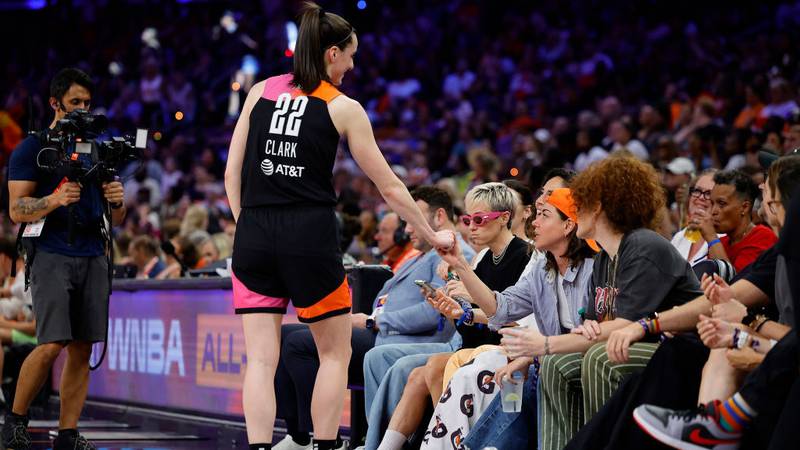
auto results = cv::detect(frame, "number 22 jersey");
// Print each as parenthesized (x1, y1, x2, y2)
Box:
(240, 73, 342, 208)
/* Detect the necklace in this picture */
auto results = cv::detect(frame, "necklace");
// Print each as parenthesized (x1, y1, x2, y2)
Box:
(731, 222, 755, 245)
(492, 239, 513, 265)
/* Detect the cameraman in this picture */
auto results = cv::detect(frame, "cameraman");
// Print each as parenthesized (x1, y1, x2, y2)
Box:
(2, 68, 125, 450)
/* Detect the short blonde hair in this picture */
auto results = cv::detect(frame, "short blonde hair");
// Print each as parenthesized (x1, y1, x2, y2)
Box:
(465, 182, 516, 229)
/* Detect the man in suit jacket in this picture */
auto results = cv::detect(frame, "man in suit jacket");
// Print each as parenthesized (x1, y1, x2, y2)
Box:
(273, 186, 474, 450)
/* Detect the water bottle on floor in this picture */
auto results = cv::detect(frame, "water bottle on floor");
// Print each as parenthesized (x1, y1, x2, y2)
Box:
(501, 371, 524, 413)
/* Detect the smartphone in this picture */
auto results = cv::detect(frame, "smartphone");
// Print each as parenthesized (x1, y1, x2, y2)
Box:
(414, 279, 437, 296)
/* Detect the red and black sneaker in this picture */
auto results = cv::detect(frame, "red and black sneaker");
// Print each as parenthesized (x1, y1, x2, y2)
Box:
(633, 400, 741, 450)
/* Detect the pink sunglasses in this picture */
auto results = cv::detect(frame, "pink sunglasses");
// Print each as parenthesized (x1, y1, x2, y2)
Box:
(460, 211, 508, 227)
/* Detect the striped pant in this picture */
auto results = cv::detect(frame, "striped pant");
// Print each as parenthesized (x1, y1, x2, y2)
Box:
(538, 342, 659, 450)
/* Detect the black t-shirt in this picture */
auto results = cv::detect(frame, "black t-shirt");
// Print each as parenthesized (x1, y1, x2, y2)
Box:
(8, 135, 105, 256)
(733, 244, 778, 301)
(586, 228, 702, 322)
(459, 236, 531, 348)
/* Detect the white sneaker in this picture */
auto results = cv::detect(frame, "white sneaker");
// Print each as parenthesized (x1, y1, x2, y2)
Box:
(334, 440, 350, 450)
(273, 435, 312, 450)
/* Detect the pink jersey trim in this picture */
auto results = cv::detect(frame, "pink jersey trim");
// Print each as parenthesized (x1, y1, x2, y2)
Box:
(261, 73, 295, 101)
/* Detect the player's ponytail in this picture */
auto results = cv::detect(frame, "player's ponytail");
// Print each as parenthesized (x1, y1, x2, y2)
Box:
(292, 1, 354, 93)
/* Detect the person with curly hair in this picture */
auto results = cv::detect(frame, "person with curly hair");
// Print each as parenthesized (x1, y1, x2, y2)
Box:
(498, 155, 703, 450)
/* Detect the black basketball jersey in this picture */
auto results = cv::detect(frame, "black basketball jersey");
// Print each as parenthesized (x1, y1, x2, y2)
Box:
(240, 74, 342, 207)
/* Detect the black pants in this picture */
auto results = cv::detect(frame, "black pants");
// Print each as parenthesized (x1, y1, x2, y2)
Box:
(567, 333, 798, 450)
(769, 376, 800, 450)
(274, 324, 376, 433)
(566, 335, 709, 450)
(737, 331, 797, 449)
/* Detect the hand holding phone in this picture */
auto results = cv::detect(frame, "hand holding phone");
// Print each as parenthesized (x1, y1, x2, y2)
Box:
(414, 279, 437, 296)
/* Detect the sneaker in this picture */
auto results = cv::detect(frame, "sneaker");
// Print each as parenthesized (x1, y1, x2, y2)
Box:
(274, 435, 312, 450)
(1, 413, 31, 450)
(633, 401, 741, 450)
(309, 439, 348, 450)
(52, 432, 97, 450)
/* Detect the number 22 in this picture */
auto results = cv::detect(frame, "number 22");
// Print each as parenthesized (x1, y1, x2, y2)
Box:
(269, 93, 308, 137)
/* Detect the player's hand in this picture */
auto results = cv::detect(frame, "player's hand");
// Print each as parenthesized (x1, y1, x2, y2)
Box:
(432, 230, 456, 252)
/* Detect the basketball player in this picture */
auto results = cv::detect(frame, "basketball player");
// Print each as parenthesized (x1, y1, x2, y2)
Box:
(224, 3, 455, 449)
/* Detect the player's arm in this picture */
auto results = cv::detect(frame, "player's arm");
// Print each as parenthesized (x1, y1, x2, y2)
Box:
(330, 96, 438, 243)
(225, 80, 265, 222)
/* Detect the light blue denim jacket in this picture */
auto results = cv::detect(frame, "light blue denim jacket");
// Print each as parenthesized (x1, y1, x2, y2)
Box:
(489, 256, 594, 335)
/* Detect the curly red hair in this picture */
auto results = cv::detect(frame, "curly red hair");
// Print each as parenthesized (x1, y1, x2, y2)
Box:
(570, 155, 665, 234)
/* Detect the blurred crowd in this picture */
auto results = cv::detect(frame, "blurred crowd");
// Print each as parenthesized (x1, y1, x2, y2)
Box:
(0, 0, 800, 275)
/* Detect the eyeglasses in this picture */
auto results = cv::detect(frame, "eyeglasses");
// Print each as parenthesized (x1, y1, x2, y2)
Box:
(766, 199, 783, 215)
(689, 187, 712, 201)
(460, 211, 508, 227)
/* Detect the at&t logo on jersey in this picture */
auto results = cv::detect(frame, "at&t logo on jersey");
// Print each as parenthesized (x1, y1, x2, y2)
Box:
(260, 159, 274, 176)
(261, 158, 305, 178)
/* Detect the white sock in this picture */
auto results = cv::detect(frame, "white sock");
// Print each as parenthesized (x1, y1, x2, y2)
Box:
(377, 429, 407, 450)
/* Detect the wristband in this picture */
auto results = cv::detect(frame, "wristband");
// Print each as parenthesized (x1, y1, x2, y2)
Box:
(734, 329, 750, 349)
(456, 308, 475, 327)
(650, 318, 661, 334)
(110, 202, 124, 210)
(708, 238, 721, 248)
(638, 318, 649, 335)
(731, 328, 740, 349)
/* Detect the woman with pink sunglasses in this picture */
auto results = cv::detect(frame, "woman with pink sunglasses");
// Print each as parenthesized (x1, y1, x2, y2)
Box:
(371, 182, 531, 450)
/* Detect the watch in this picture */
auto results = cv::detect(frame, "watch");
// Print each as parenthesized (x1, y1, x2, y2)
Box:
(366, 316, 375, 330)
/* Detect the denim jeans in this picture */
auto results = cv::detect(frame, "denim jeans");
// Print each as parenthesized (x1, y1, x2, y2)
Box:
(363, 340, 459, 450)
(462, 364, 537, 450)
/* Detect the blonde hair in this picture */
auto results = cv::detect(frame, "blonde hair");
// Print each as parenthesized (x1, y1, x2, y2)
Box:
(465, 182, 516, 229)
(211, 233, 233, 260)
(180, 204, 209, 236)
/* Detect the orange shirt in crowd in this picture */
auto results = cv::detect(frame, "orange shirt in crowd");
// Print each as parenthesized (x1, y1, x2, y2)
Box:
(385, 244, 421, 272)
